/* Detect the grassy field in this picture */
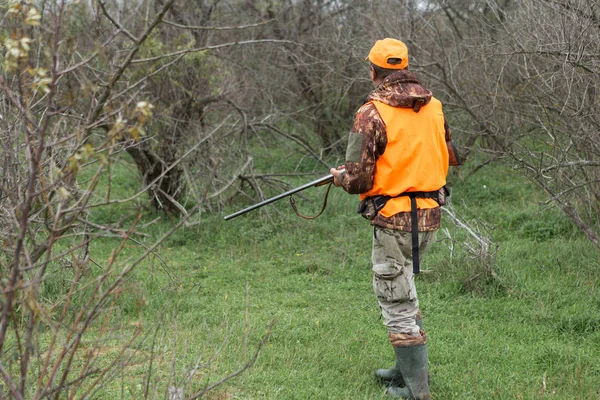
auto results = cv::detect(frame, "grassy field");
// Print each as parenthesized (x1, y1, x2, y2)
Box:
(64, 153, 600, 399)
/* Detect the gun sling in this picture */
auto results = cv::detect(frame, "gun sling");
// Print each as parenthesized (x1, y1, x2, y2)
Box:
(289, 182, 333, 220)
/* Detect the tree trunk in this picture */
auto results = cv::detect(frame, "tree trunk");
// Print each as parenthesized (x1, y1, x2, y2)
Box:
(127, 143, 184, 214)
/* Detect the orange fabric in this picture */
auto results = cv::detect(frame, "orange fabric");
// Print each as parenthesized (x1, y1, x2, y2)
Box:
(360, 99, 449, 217)
(366, 38, 409, 70)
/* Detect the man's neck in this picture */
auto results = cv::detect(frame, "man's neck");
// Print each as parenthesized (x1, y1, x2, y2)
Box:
(373, 78, 384, 88)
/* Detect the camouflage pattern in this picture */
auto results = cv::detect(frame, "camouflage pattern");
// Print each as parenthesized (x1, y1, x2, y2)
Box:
(372, 226, 436, 338)
(389, 331, 427, 347)
(415, 308, 423, 323)
(367, 70, 433, 110)
(444, 118, 454, 142)
(372, 207, 442, 232)
(341, 70, 452, 232)
(447, 137, 462, 166)
(341, 102, 386, 194)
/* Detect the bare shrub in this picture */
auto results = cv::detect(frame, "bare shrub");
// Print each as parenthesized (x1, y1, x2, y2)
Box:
(0, 1, 272, 397)
(440, 203, 509, 297)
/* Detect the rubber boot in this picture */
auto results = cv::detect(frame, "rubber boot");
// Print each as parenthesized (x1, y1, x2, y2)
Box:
(387, 343, 431, 399)
(375, 346, 405, 386)
(375, 317, 423, 386)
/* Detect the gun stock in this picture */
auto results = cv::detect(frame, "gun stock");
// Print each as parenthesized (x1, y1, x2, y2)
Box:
(224, 174, 334, 221)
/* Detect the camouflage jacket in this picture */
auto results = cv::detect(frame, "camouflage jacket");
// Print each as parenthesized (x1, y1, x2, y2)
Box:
(340, 70, 452, 231)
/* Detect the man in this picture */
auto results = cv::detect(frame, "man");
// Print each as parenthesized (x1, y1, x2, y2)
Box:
(330, 38, 460, 399)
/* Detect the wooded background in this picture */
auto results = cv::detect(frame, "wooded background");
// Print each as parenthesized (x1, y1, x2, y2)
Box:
(1, 0, 599, 398)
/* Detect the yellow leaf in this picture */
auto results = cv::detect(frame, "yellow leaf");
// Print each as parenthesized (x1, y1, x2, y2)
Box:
(57, 187, 70, 200)
(26, 8, 41, 26)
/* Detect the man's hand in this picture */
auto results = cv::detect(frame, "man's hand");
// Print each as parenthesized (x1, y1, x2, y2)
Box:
(330, 166, 345, 187)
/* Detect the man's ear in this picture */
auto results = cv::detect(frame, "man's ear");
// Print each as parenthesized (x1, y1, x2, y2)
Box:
(369, 65, 376, 81)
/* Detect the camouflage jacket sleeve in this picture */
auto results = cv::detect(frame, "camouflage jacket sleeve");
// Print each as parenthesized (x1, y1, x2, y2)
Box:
(444, 117, 462, 166)
(444, 118, 452, 141)
(340, 102, 387, 194)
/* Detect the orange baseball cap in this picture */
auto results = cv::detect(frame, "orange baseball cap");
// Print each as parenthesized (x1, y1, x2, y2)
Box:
(366, 38, 409, 70)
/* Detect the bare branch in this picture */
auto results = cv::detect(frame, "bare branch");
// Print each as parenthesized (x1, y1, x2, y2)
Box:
(97, 0, 139, 42)
(163, 19, 274, 31)
(131, 39, 299, 64)
(188, 320, 276, 400)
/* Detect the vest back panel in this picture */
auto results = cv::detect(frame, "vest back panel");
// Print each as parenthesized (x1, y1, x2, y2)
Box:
(360, 98, 449, 217)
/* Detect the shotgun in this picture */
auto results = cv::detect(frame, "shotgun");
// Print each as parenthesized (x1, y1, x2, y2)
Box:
(224, 173, 334, 221)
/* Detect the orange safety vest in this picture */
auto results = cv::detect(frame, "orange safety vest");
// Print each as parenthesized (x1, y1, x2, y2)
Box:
(359, 98, 449, 217)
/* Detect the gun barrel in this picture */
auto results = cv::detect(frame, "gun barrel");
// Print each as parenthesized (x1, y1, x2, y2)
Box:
(224, 174, 334, 221)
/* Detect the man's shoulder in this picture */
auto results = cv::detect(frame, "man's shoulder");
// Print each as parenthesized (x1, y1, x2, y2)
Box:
(355, 101, 383, 125)
(356, 101, 378, 115)
(429, 96, 443, 107)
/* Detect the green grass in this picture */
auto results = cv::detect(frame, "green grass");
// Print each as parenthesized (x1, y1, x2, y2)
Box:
(36, 155, 600, 399)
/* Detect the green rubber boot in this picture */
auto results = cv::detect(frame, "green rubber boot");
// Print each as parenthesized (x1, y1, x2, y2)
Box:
(387, 343, 431, 399)
(375, 318, 423, 386)
(375, 346, 405, 386)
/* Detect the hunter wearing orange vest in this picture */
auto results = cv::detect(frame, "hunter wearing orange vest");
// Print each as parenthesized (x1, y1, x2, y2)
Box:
(331, 38, 460, 399)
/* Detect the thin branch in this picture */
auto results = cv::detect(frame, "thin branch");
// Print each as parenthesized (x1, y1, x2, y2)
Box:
(98, 0, 139, 42)
(163, 19, 274, 31)
(109, 54, 186, 102)
(541, 160, 600, 173)
(253, 123, 328, 169)
(207, 157, 253, 199)
(188, 320, 276, 400)
(76, 217, 149, 238)
(131, 39, 298, 64)
(86, 0, 177, 125)
(157, 188, 188, 216)
(0, 362, 23, 400)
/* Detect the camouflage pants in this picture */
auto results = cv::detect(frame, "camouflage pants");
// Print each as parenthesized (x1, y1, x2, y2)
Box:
(372, 226, 437, 336)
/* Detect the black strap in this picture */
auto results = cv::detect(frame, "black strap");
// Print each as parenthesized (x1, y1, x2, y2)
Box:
(363, 189, 443, 275)
(397, 190, 440, 275)
(410, 196, 420, 274)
